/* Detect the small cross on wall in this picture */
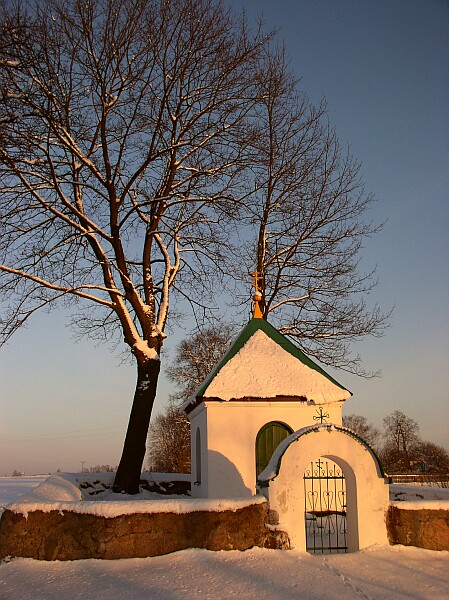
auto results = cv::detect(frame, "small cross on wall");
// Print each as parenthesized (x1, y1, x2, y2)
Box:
(313, 407, 330, 423)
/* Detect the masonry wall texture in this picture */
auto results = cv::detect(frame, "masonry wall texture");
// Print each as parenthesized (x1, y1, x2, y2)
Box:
(386, 507, 449, 552)
(0, 503, 289, 561)
(1, 505, 447, 560)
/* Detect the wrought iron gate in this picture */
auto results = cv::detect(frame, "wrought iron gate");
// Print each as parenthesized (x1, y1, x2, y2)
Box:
(303, 459, 347, 554)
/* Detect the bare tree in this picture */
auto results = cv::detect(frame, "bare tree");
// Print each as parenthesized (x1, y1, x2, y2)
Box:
(166, 322, 236, 400)
(0, 0, 270, 493)
(413, 441, 449, 475)
(147, 402, 191, 473)
(342, 413, 381, 451)
(381, 411, 421, 473)
(238, 47, 389, 377)
(1, 0, 390, 494)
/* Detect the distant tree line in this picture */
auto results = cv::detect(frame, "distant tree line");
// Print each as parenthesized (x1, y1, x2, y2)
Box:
(85, 465, 117, 473)
(11, 470, 24, 477)
(343, 411, 449, 475)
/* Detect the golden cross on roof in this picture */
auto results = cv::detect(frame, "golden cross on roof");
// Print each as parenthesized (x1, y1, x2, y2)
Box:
(250, 269, 263, 319)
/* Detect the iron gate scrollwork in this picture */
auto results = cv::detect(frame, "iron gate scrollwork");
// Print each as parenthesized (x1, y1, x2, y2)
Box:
(303, 459, 347, 554)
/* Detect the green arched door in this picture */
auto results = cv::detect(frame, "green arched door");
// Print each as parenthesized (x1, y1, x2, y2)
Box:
(256, 421, 293, 478)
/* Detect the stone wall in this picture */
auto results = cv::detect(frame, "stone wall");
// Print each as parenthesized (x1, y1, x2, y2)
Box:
(2, 503, 447, 561)
(0, 503, 289, 561)
(386, 507, 449, 551)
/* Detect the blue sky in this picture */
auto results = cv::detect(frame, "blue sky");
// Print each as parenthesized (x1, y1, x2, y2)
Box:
(1, 0, 448, 474)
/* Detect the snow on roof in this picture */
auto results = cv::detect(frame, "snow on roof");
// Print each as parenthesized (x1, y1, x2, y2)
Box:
(189, 319, 351, 406)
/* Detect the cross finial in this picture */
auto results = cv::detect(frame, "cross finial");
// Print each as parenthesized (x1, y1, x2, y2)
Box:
(250, 269, 263, 318)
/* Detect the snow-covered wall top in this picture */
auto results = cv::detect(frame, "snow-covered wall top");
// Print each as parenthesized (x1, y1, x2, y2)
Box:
(5, 473, 267, 519)
(201, 328, 351, 404)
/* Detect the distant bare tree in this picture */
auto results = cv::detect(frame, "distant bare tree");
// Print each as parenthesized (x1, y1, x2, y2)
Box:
(166, 323, 236, 400)
(238, 47, 389, 377)
(147, 402, 191, 473)
(414, 442, 449, 475)
(0, 0, 271, 494)
(342, 413, 381, 451)
(381, 411, 421, 473)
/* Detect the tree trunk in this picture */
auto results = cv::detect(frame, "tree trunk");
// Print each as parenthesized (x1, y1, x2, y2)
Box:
(113, 358, 161, 494)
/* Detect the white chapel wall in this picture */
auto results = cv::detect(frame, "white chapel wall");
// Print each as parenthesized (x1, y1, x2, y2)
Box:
(189, 400, 344, 498)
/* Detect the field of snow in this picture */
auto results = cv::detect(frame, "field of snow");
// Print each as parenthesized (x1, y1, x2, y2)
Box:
(1, 477, 448, 599)
(0, 476, 48, 515)
(390, 483, 449, 509)
(1, 545, 448, 599)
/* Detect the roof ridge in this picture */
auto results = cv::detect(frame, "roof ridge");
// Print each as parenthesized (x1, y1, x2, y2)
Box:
(196, 318, 351, 398)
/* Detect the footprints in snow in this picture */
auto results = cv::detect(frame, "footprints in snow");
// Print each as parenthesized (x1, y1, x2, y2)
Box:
(323, 557, 372, 600)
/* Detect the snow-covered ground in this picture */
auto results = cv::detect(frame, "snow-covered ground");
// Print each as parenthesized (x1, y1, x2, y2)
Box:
(0, 476, 48, 515)
(390, 483, 449, 509)
(1, 477, 448, 599)
(1, 545, 448, 599)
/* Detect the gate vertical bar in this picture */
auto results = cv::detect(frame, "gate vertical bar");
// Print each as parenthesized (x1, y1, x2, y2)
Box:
(333, 463, 339, 553)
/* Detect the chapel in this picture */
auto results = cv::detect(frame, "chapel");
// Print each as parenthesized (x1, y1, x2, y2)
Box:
(181, 292, 352, 499)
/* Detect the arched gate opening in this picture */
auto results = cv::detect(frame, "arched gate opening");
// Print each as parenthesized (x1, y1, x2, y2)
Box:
(304, 458, 347, 554)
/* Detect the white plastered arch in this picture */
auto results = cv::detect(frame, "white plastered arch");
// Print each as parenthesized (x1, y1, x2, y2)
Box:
(258, 424, 390, 552)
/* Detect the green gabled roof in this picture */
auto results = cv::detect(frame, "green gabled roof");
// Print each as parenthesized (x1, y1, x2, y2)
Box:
(196, 318, 351, 398)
